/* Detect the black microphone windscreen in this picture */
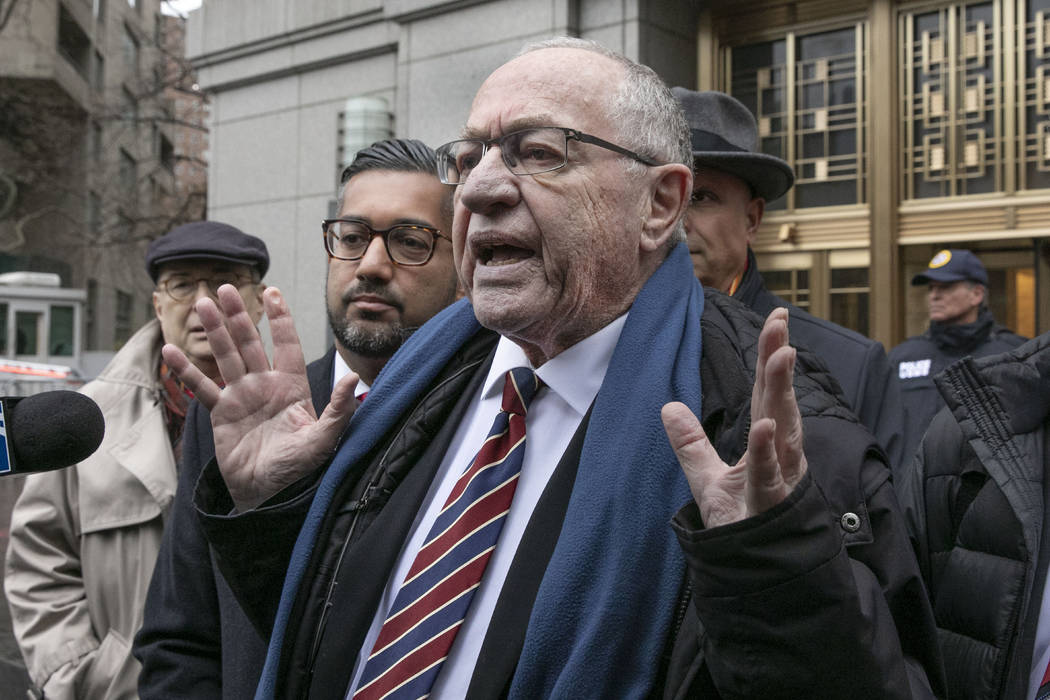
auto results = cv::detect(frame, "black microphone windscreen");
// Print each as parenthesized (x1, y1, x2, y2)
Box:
(6, 391, 105, 473)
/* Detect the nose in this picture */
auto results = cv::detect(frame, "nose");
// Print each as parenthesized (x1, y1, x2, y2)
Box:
(193, 279, 218, 302)
(354, 236, 395, 280)
(457, 143, 520, 214)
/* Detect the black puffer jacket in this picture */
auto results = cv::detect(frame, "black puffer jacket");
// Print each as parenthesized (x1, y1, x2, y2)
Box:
(900, 331, 1050, 699)
(889, 309, 1026, 464)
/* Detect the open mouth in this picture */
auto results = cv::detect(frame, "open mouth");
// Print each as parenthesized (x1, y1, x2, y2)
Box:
(478, 243, 534, 266)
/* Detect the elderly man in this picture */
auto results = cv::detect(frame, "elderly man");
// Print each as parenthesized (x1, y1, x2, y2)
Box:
(167, 39, 941, 698)
(672, 87, 904, 472)
(5, 222, 267, 700)
(890, 248, 1025, 463)
(133, 138, 460, 699)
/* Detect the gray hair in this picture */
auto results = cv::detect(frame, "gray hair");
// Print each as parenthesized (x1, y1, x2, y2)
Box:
(337, 138, 453, 222)
(517, 37, 691, 244)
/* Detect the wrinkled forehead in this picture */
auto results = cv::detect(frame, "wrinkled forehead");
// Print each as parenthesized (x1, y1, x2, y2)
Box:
(464, 48, 624, 139)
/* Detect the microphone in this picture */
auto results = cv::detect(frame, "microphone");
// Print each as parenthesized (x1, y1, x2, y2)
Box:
(0, 391, 105, 476)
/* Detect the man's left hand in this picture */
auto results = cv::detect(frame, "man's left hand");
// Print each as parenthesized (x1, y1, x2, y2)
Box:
(662, 307, 807, 528)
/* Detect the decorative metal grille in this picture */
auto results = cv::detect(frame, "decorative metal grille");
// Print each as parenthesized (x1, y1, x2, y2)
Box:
(901, 2, 999, 198)
(1021, 0, 1050, 190)
(727, 25, 867, 210)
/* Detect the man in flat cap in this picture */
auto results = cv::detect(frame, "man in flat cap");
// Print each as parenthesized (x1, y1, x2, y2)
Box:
(5, 221, 268, 700)
(889, 248, 1026, 463)
(672, 87, 905, 472)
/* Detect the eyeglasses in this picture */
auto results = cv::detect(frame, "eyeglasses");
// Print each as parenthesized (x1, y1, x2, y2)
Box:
(157, 273, 255, 302)
(321, 218, 450, 266)
(435, 126, 662, 185)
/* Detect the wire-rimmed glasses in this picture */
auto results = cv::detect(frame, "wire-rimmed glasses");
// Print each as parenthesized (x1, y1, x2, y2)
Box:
(435, 126, 662, 185)
(157, 273, 255, 301)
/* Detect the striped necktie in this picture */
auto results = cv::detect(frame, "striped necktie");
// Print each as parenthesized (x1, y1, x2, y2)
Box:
(1037, 660, 1050, 700)
(352, 367, 542, 700)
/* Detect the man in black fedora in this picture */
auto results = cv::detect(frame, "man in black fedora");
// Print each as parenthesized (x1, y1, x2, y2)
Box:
(672, 87, 904, 473)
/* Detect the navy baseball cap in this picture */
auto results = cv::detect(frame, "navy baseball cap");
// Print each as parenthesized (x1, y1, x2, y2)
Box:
(146, 221, 270, 282)
(911, 249, 988, 286)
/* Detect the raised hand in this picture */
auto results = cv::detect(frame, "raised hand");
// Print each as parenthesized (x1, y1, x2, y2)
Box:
(662, 307, 807, 528)
(162, 285, 359, 511)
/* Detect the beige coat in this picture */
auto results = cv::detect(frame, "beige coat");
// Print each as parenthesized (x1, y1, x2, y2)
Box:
(5, 320, 176, 699)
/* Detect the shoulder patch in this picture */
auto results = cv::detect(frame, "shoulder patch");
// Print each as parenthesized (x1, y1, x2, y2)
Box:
(898, 359, 932, 379)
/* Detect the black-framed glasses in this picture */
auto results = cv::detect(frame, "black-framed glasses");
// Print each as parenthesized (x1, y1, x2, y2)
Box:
(321, 218, 450, 266)
(435, 126, 663, 185)
(157, 273, 255, 302)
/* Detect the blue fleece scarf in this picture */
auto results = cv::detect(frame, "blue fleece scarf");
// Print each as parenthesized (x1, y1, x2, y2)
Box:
(257, 243, 703, 699)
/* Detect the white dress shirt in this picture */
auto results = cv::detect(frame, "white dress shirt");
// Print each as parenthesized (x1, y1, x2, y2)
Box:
(332, 350, 371, 399)
(346, 314, 628, 699)
(1027, 571, 1050, 697)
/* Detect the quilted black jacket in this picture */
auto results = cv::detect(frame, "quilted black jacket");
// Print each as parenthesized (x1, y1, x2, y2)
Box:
(901, 331, 1050, 699)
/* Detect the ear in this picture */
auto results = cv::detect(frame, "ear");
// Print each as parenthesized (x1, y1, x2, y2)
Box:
(973, 283, 986, 306)
(152, 290, 163, 321)
(640, 163, 692, 253)
(744, 196, 765, 245)
(247, 283, 266, 324)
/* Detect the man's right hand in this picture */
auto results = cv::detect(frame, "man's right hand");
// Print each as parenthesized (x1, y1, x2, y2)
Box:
(162, 285, 359, 511)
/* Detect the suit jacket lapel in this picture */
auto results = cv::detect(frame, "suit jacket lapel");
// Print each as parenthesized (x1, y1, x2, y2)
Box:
(307, 347, 336, 416)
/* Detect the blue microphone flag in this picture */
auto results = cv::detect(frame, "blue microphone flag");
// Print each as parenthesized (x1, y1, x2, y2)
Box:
(0, 400, 11, 475)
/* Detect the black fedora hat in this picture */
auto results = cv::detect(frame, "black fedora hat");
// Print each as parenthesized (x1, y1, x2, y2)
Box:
(671, 87, 795, 201)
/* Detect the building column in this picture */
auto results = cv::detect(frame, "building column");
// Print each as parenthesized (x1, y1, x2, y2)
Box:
(869, 0, 900, 346)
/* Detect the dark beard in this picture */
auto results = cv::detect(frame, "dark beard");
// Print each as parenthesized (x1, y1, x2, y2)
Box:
(327, 276, 411, 358)
(327, 306, 412, 358)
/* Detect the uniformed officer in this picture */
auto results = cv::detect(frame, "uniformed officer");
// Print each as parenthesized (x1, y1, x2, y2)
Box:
(889, 248, 1026, 465)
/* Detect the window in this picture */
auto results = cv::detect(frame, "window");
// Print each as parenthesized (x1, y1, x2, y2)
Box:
(0, 303, 7, 355)
(901, 3, 998, 198)
(92, 50, 105, 92)
(90, 121, 103, 162)
(114, 290, 133, 347)
(15, 311, 42, 356)
(121, 86, 138, 124)
(49, 306, 75, 356)
(726, 25, 866, 210)
(57, 4, 92, 79)
(829, 267, 870, 337)
(899, 0, 1050, 199)
(118, 210, 135, 239)
(86, 191, 101, 232)
(159, 133, 175, 171)
(338, 97, 394, 171)
(1021, 0, 1050, 191)
(762, 268, 811, 310)
(119, 148, 136, 194)
(86, 279, 98, 350)
(122, 24, 140, 75)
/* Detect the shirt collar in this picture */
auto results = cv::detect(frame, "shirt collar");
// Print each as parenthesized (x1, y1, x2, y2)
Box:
(333, 350, 371, 398)
(483, 313, 628, 417)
